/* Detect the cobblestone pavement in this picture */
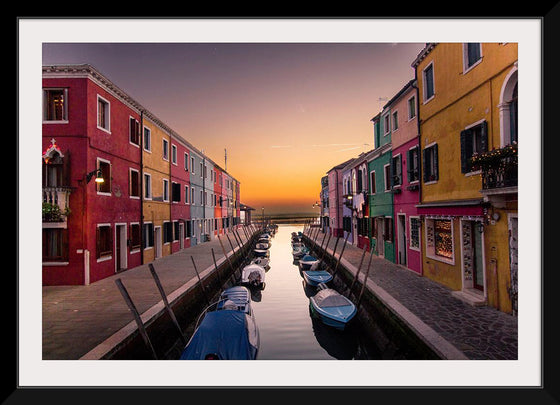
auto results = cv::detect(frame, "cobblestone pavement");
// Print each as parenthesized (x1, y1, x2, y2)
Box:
(306, 229, 518, 360)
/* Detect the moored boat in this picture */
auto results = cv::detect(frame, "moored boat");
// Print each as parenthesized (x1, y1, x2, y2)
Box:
(309, 283, 357, 331)
(241, 263, 266, 289)
(180, 286, 259, 360)
(253, 248, 269, 257)
(302, 269, 333, 286)
(299, 254, 319, 270)
(251, 257, 270, 270)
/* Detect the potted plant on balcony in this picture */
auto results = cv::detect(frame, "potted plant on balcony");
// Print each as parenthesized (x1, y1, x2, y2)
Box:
(42, 202, 71, 222)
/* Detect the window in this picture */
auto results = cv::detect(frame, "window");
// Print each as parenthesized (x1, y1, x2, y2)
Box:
(191, 157, 195, 174)
(384, 218, 393, 242)
(163, 179, 169, 202)
(143, 127, 151, 152)
(130, 223, 141, 251)
(509, 83, 518, 145)
(172, 182, 181, 203)
(186, 220, 192, 238)
(423, 62, 435, 102)
(173, 221, 180, 241)
(184, 152, 189, 171)
(97, 160, 111, 194)
(185, 185, 189, 204)
(464, 43, 482, 71)
(409, 217, 421, 250)
(370, 171, 376, 194)
(384, 164, 391, 191)
(129, 117, 140, 146)
(407, 146, 420, 183)
(383, 114, 390, 135)
(425, 218, 454, 264)
(200, 190, 203, 206)
(97, 95, 110, 132)
(407, 95, 416, 120)
(129, 169, 140, 198)
(162, 139, 169, 161)
(163, 222, 172, 244)
(191, 187, 195, 205)
(171, 144, 177, 165)
(96, 224, 112, 259)
(391, 155, 402, 187)
(200, 162, 203, 178)
(392, 111, 399, 131)
(42, 228, 68, 262)
(43, 89, 68, 121)
(143, 223, 154, 249)
(460, 121, 488, 173)
(423, 143, 439, 183)
(144, 173, 152, 199)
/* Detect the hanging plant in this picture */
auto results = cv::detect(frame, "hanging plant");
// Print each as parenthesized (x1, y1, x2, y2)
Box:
(42, 202, 70, 222)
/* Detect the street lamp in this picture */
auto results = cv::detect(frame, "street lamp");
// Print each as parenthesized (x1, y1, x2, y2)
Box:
(85, 168, 104, 184)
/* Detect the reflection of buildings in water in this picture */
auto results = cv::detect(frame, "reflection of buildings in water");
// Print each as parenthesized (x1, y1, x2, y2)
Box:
(308, 307, 358, 360)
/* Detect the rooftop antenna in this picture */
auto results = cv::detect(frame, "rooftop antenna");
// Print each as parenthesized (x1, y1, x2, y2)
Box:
(378, 97, 388, 112)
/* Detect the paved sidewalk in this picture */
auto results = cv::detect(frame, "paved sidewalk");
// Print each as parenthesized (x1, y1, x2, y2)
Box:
(42, 227, 255, 360)
(305, 229, 518, 360)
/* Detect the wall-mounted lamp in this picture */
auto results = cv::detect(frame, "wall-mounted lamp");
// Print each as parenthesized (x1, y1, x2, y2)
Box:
(86, 168, 104, 184)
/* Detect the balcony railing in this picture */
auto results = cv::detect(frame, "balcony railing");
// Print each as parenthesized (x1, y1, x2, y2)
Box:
(471, 144, 518, 190)
(42, 187, 71, 222)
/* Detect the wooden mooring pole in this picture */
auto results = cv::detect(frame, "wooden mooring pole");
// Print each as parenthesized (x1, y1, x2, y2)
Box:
(148, 263, 187, 345)
(211, 248, 222, 285)
(114, 278, 158, 360)
(190, 256, 210, 306)
(348, 246, 368, 298)
(332, 233, 349, 277)
(356, 250, 375, 309)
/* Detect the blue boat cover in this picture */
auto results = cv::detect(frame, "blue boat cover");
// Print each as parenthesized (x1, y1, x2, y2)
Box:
(301, 255, 318, 262)
(180, 310, 255, 360)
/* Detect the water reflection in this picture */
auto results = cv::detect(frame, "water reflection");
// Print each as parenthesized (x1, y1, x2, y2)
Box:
(250, 224, 379, 360)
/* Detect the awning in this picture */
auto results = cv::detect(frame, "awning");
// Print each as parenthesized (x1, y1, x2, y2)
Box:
(415, 199, 484, 216)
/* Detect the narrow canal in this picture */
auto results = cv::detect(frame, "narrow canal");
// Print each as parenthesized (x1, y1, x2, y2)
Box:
(242, 224, 382, 360)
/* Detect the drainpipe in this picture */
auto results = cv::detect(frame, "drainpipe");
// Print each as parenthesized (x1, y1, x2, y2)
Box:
(140, 110, 144, 265)
(412, 76, 422, 206)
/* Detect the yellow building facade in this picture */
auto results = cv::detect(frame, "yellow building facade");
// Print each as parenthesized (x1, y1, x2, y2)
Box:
(141, 113, 173, 263)
(414, 43, 518, 314)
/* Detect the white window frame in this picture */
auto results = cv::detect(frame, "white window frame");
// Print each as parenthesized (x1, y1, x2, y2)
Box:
(96, 94, 111, 133)
(184, 152, 189, 171)
(96, 157, 112, 196)
(129, 168, 140, 199)
(163, 178, 169, 202)
(462, 43, 483, 74)
(171, 144, 177, 165)
(383, 163, 391, 191)
(143, 173, 152, 200)
(392, 110, 399, 132)
(143, 126, 152, 152)
(383, 113, 391, 136)
(370, 170, 376, 195)
(407, 94, 416, 121)
(43, 88, 68, 123)
(424, 217, 455, 265)
(185, 184, 190, 204)
(96, 223, 113, 262)
(422, 61, 435, 104)
(409, 216, 421, 252)
(162, 139, 169, 161)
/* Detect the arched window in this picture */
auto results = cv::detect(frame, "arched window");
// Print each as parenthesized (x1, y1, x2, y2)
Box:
(499, 66, 518, 147)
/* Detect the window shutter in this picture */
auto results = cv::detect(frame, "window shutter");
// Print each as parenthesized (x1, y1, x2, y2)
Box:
(407, 149, 413, 182)
(481, 120, 488, 153)
(433, 144, 439, 180)
(460, 129, 472, 173)
(422, 148, 428, 182)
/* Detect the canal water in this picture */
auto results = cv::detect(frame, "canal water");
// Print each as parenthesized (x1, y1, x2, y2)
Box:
(240, 224, 382, 360)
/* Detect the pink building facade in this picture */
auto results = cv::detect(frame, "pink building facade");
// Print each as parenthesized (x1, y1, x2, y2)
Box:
(327, 159, 354, 237)
(388, 80, 422, 274)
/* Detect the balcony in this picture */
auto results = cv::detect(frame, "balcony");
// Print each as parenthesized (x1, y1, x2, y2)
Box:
(472, 144, 518, 207)
(43, 187, 72, 226)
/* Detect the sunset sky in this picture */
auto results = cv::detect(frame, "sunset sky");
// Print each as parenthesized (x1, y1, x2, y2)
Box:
(42, 39, 424, 215)
(32, 18, 536, 215)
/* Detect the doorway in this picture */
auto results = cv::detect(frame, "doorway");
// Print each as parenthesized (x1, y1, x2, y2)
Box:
(154, 226, 162, 259)
(397, 214, 407, 266)
(115, 224, 127, 272)
(376, 217, 385, 257)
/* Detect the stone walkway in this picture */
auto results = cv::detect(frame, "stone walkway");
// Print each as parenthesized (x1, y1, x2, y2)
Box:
(305, 229, 518, 360)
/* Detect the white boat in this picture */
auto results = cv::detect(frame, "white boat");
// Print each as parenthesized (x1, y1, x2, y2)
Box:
(255, 242, 269, 250)
(309, 283, 357, 331)
(299, 254, 319, 270)
(241, 263, 266, 289)
(251, 257, 270, 270)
